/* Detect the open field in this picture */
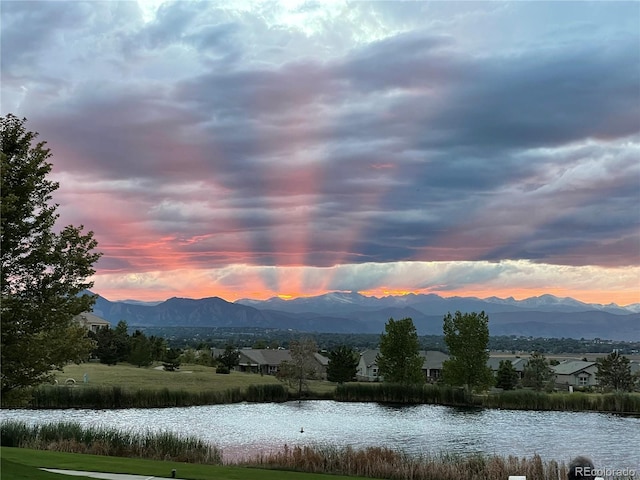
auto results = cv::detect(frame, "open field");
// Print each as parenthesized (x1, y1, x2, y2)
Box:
(50, 362, 336, 397)
(52, 362, 337, 396)
(53, 362, 282, 393)
(0, 447, 363, 480)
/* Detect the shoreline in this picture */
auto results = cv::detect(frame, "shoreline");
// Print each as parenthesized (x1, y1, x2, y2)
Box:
(2, 383, 640, 416)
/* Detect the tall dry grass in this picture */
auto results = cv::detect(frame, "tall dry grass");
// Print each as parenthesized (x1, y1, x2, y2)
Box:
(24, 384, 289, 409)
(482, 390, 640, 413)
(335, 383, 471, 405)
(0, 420, 222, 464)
(242, 444, 639, 480)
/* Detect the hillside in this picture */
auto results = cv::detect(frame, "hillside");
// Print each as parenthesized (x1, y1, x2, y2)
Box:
(91, 292, 640, 340)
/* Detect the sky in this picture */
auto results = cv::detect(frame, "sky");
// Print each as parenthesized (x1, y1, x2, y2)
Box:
(2, 1, 639, 305)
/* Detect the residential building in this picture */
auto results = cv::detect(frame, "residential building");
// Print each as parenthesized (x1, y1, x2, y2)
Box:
(487, 356, 528, 380)
(356, 349, 450, 382)
(212, 348, 329, 378)
(74, 311, 110, 333)
(552, 360, 598, 389)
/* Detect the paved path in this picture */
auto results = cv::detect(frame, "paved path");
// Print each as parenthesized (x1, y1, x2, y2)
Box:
(41, 468, 186, 480)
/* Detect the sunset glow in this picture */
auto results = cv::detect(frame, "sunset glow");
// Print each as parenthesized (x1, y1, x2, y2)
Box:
(2, 1, 638, 306)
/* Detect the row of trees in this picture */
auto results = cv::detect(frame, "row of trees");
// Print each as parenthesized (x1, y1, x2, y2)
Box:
(374, 313, 494, 391)
(376, 314, 639, 393)
(89, 320, 171, 367)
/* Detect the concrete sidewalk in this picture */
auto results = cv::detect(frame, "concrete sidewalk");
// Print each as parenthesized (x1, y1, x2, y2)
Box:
(41, 468, 186, 480)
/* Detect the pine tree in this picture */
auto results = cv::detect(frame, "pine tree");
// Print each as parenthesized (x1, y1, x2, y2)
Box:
(163, 348, 182, 371)
(596, 352, 634, 392)
(326, 345, 359, 383)
(522, 351, 554, 391)
(495, 360, 519, 390)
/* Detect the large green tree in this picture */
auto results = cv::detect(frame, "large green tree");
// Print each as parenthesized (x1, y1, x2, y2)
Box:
(1, 115, 101, 394)
(377, 317, 424, 385)
(596, 351, 634, 392)
(217, 344, 240, 371)
(326, 345, 359, 383)
(442, 311, 493, 392)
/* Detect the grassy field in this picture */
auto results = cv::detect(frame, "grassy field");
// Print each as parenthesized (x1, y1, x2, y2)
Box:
(52, 362, 337, 396)
(53, 362, 283, 393)
(0, 447, 364, 480)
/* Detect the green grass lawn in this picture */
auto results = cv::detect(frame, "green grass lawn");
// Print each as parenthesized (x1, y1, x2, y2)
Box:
(0, 447, 363, 480)
(52, 362, 337, 397)
(53, 362, 282, 393)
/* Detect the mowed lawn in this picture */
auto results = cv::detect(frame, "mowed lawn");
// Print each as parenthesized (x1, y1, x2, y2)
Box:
(0, 447, 364, 480)
(52, 362, 337, 395)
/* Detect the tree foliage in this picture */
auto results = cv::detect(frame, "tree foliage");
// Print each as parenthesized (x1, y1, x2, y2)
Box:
(326, 345, 359, 383)
(163, 348, 182, 372)
(596, 351, 635, 392)
(377, 317, 424, 385)
(522, 351, 554, 391)
(442, 311, 493, 392)
(277, 337, 319, 396)
(128, 330, 153, 367)
(91, 320, 131, 365)
(217, 344, 240, 370)
(495, 360, 519, 390)
(1, 114, 101, 394)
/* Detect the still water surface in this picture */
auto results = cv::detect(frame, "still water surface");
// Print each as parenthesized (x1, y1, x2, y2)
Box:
(2, 401, 639, 468)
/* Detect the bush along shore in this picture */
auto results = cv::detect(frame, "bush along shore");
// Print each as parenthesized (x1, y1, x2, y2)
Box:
(3, 421, 636, 480)
(335, 383, 640, 414)
(3, 382, 639, 414)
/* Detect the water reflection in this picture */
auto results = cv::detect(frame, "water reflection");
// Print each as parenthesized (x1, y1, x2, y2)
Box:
(2, 401, 638, 468)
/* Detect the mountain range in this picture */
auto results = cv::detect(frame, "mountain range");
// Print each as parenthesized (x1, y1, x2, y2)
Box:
(90, 292, 640, 341)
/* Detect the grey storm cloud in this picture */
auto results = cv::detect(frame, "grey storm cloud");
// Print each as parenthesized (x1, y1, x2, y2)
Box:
(2, 0, 639, 277)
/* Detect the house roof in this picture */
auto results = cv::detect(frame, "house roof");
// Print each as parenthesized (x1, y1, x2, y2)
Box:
(552, 360, 596, 375)
(314, 352, 329, 366)
(359, 349, 450, 370)
(239, 349, 292, 366)
(359, 349, 380, 367)
(487, 357, 527, 372)
(235, 349, 329, 367)
(421, 350, 449, 369)
(75, 312, 110, 327)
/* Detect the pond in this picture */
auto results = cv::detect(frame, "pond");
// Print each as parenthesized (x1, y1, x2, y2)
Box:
(2, 401, 639, 469)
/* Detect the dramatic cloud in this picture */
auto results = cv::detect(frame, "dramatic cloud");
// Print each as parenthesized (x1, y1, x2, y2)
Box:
(2, 1, 638, 304)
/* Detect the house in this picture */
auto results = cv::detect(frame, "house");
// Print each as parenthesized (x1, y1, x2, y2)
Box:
(422, 350, 449, 382)
(552, 360, 598, 389)
(356, 350, 381, 381)
(487, 356, 528, 380)
(356, 349, 450, 382)
(212, 348, 329, 378)
(75, 311, 110, 333)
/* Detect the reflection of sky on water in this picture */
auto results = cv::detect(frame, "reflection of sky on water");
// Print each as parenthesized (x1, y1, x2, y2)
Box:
(2, 401, 638, 468)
